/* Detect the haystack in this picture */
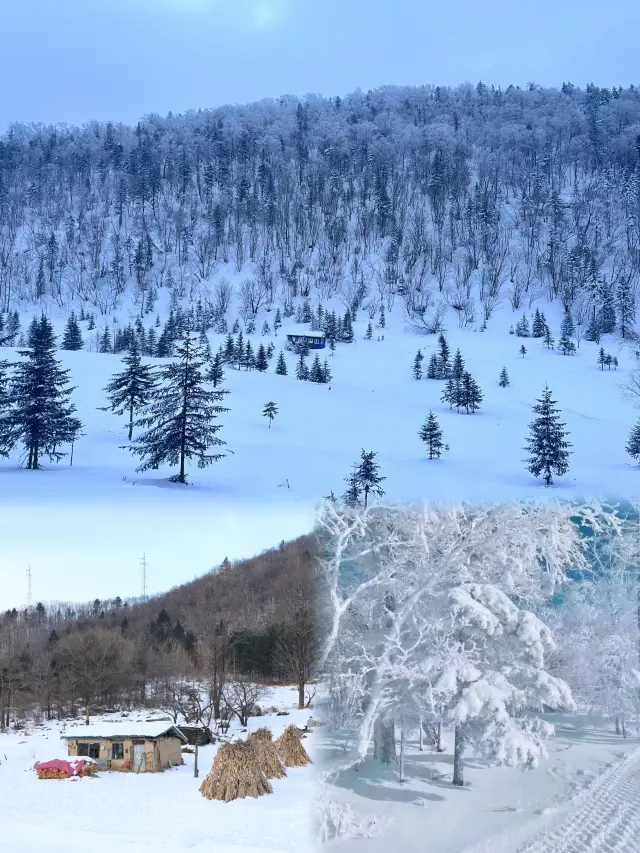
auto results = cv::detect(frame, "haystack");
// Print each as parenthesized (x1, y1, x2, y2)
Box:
(247, 727, 287, 779)
(275, 724, 312, 767)
(199, 739, 272, 802)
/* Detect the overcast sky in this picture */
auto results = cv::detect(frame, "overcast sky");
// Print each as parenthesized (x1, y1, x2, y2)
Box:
(0, 0, 638, 129)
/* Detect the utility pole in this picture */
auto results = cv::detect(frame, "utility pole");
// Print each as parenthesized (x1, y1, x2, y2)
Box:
(141, 554, 148, 601)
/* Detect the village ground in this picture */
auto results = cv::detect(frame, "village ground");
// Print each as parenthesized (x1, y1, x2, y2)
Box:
(0, 685, 318, 853)
(2, 288, 640, 606)
(316, 713, 640, 853)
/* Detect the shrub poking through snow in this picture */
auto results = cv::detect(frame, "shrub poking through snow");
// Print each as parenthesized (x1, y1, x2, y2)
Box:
(247, 727, 287, 779)
(199, 740, 272, 801)
(275, 724, 312, 767)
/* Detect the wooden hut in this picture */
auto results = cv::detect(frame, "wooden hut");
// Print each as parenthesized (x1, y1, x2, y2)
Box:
(285, 324, 326, 351)
(61, 722, 187, 772)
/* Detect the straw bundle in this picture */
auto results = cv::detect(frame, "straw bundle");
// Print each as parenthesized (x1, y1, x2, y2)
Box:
(247, 728, 287, 780)
(275, 724, 312, 767)
(199, 740, 272, 802)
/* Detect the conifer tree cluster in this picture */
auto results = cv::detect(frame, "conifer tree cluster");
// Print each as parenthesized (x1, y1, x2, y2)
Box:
(0, 311, 21, 347)
(295, 352, 332, 383)
(597, 347, 618, 370)
(558, 309, 576, 355)
(425, 333, 451, 380)
(441, 350, 483, 413)
(217, 331, 274, 372)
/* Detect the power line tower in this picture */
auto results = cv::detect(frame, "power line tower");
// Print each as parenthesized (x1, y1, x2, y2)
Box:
(26, 567, 32, 608)
(141, 554, 148, 601)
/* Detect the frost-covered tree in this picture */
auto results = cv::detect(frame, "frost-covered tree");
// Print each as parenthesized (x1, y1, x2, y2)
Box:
(524, 385, 571, 486)
(208, 351, 225, 387)
(351, 450, 385, 508)
(126, 331, 229, 483)
(61, 312, 84, 351)
(412, 349, 423, 380)
(543, 327, 554, 348)
(498, 366, 509, 387)
(519, 344, 527, 357)
(295, 353, 308, 380)
(255, 343, 268, 372)
(103, 341, 157, 440)
(275, 350, 288, 376)
(626, 420, 640, 462)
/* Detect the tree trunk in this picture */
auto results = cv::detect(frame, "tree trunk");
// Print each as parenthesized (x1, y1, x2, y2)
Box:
(128, 402, 134, 441)
(381, 718, 396, 764)
(615, 715, 621, 735)
(437, 721, 444, 752)
(194, 743, 199, 778)
(399, 719, 406, 783)
(418, 717, 423, 751)
(298, 678, 305, 710)
(452, 725, 464, 786)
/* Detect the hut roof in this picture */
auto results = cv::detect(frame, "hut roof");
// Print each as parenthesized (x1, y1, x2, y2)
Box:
(285, 324, 325, 338)
(60, 723, 187, 741)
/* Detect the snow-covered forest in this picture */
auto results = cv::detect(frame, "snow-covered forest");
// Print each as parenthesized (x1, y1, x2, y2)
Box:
(1, 82, 640, 500)
(314, 498, 640, 846)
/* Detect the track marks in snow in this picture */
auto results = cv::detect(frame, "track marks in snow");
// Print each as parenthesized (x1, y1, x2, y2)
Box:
(515, 749, 640, 853)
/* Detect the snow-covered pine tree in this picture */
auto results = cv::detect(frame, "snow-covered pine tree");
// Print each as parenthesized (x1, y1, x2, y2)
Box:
(245, 318, 256, 335)
(451, 348, 465, 380)
(0, 315, 83, 468)
(263, 401, 277, 428)
(275, 351, 288, 376)
(520, 344, 527, 357)
(560, 308, 575, 339)
(295, 353, 308, 380)
(626, 420, 640, 462)
(234, 331, 245, 369)
(309, 354, 324, 383)
(616, 279, 635, 339)
(543, 327, 555, 348)
(524, 385, 571, 486)
(442, 376, 456, 409)
(232, 318, 240, 334)
(419, 411, 446, 459)
(585, 312, 601, 343)
(379, 306, 386, 328)
(365, 322, 373, 340)
(103, 341, 158, 441)
(223, 333, 235, 363)
(531, 308, 547, 337)
(425, 352, 438, 379)
(341, 311, 354, 343)
(515, 314, 530, 336)
(255, 343, 268, 372)
(198, 330, 211, 360)
(126, 331, 229, 484)
(412, 349, 423, 380)
(498, 366, 509, 387)
(302, 299, 312, 323)
(99, 326, 112, 354)
(322, 359, 332, 383)
(262, 321, 270, 336)
(274, 308, 282, 332)
(61, 312, 83, 351)
(208, 352, 225, 387)
(558, 334, 576, 355)
(460, 372, 483, 413)
(597, 279, 616, 334)
(437, 332, 450, 378)
(87, 314, 96, 331)
(353, 450, 386, 508)
(342, 466, 362, 507)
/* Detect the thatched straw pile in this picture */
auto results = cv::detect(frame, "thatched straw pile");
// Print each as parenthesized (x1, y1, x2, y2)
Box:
(199, 740, 272, 802)
(275, 724, 312, 767)
(247, 727, 287, 780)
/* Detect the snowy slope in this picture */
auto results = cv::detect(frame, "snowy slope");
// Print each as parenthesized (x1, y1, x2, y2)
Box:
(0, 685, 317, 853)
(1, 288, 638, 604)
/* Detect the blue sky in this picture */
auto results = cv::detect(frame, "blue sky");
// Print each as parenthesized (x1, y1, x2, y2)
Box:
(1, 0, 638, 128)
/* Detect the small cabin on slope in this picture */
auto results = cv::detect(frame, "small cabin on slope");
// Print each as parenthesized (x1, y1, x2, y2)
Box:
(61, 723, 186, 772)
(285, 324, 326, 350)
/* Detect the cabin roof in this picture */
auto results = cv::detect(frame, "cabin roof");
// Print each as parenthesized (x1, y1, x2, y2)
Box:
(285, 324, 325, 338)
(60, 723, 187, 741)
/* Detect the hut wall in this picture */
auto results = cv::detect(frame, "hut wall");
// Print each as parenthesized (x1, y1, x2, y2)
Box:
(156, 736, 184, 768)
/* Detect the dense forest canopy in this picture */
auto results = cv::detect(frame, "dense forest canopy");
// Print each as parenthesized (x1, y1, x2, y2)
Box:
(0, 80, 639, 336)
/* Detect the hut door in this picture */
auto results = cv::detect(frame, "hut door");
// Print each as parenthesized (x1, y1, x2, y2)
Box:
(133, 742, 146, 772)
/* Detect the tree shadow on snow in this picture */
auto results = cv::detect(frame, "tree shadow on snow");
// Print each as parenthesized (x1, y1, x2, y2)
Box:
(331, 769, 446, 804)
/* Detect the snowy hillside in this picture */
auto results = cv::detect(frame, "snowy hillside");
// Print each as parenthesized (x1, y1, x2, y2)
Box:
(0, 685, 317, 853)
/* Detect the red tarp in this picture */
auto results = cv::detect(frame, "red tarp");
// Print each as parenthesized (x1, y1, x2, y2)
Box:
(34, 759, 95, 776)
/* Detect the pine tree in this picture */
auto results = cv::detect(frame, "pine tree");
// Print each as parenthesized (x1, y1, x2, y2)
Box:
(598, 280, 616, 334)
(585, 313, 601, 343)
(426, 353, 439, 379)
(612, 356, 619, 369)
(245, 318, 256, 335)
(87, 314, 96, 331)
(451, 348, 465, 380)
(232, 318, 240, 334)
(103, 341, 157, 441)
(244, 339, 255, 370)
(61, 312, 83, 351)
(263, 401, 278, 427)
(342, 466, 362, 507)
(255, 343, 268, 372)
(616, 279, 635, 339)
(353, 449, 385, 508)
(560, 308, 575, 340)
(295, 353, 308, 380)
(223, 333, 235, 363)
(365, 322, 373, 340)
(626, 419, 640, 462)
(341, 311, 354, 343)
(598, 347, 607, 370)
(498, 366, 509, 387)
(442, 377, 456, 409)
(321, 359, 332, 383)
(559, 335, 576, 355)
(412, 349, 424, 380)
(329, 337, 336, 356)
(274, 308, 282, 332)
(520, 344, 527, 357)
(99, 326, 112, 354)
(437, 333, 450, 378)
(309, 353, 324, 383)
(524, 385, 571, 487)
(262, 321, 270, 336)
(208, 352, 225, 387)
(531, 308, 547, 338)
(379, 306, 386, 328)
(460, 371, 483, 413)
(0, 316, 82, 467)
(126, 331, 229, 484)
(198, 330, 211, 360)
(235, 331, 245, 369)
(515, 314, 530, 336)
(543, 327, 555, 348)
(275, 351, 288, 376)
(418, 411, 445, 459)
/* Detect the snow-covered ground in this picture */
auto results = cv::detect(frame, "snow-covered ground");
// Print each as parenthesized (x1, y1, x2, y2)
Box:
(0, 685, 317, 853)
(316, 714, 640, 853)
(1, 291, 638, 604)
